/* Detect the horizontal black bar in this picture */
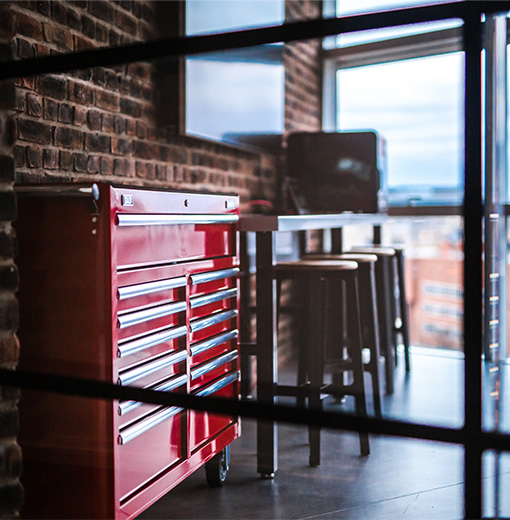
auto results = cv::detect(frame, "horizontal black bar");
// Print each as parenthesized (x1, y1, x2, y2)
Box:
(1, 367, 510, 452)
(1, 1, 509, 81)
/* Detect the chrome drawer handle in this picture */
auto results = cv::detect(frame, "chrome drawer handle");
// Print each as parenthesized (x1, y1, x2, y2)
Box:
(117, 325, 188, 358)
(190, 288, 238, 309)
(190, 309, 238, 333)
(118, 276, 187, 300)
(118, 374, 188, 416)
(118, 406, 182, 445)
(118, 300, 187, 329)
(190, 268, 239, 285)
(117, 213, 238, 227)
(191, 351, 238, 380)
(190, 330, 239, 357)
(118, 350, 187, 386)
(196, 371, 240, 397)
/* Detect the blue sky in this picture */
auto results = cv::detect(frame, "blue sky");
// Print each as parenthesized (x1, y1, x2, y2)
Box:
(338, 52, 464, 188)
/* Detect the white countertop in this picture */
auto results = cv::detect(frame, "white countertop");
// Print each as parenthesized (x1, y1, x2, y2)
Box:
(239, 212, 388, 232)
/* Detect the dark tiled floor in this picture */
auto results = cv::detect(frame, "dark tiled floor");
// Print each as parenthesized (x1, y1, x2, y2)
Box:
(141, 348, 510, 519)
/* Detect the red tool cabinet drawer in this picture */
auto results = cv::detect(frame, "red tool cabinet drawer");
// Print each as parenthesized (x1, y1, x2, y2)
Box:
(118, 349, 187, 390)
(117, 373, 187, 428)
(117, 299, 186, 342)
(117, 326, 187, 370)
(190, 309, 238, 344)
(190, 372, 239, 452)
(189, 267, 240, 297)
(190, 329, 239, 366)
(190, 350, 239, 392)
(189, 287, 238, 320)
(114, 214, 237, 270)
(117, 407, 185, 501)
(117, 275, 187, 314)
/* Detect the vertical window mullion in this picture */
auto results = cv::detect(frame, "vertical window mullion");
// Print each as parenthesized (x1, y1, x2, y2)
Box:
(463, 7, 484, 520)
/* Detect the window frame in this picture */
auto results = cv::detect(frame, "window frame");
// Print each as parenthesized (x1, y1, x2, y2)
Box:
(318, 5, 509, 518)
(322, 23, 464, 136)
(2, 3, 510, 519)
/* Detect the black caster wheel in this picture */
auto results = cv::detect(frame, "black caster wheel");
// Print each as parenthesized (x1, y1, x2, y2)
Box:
(205, 445, 230, 487)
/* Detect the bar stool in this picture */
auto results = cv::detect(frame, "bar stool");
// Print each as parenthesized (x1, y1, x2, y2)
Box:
(349, 247, 411, 391)
(304, 253, 382, 417)
(276, 259, 370, 466)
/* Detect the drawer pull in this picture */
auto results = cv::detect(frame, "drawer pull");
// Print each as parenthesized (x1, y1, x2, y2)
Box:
(118, 300, 187, 329)
(191, 351, 238, 380)
(117, 213, 238, 227)
(190, 288, 238, 309)
(196, 371, 240, 397)
(190, 309, 238, 333)
(190, 268, 240, 285)
(118, 374, 188, 416)
(119, 350, 187, 386)
(118, 276, 187, 300)
(118, 406, 182, 445)
(191, 330, 239, 357)
(117, 325, 188, 358)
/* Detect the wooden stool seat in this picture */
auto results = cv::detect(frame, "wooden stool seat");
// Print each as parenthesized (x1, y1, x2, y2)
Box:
(305, 253, 378, 264)
(348, 246, 396, 256)
(277, 259, 358, 272)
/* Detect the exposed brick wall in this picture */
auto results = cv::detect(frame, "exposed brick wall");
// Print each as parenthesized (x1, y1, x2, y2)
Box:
(11, 0, 279, 204)
(283, 0, 323, 255)
(0, 0, 323, 514)
(285, 0, 322, 134)
(279, 1, 323, 361)
(0, 2, 24, 517)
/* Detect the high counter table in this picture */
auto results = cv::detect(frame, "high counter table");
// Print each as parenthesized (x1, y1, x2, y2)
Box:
(239, 212, 387, 477)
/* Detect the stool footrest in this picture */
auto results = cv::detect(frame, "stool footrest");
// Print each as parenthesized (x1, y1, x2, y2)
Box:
(240, 342, 258, 355)
(275, 383, 309, 397)
(321, 383, 357, 398)
(276, 383, 357, 402)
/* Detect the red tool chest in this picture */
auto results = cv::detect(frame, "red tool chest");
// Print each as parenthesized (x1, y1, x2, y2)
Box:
(15, 183, 241, 519)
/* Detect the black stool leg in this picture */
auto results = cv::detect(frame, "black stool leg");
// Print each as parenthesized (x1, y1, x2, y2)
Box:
(308, 274, 325, 467)
(331, 278, 347, 399)
(395, 250, 411, 373)
(345, 272, 370, 456)
(278, 279, 309, 408)
(296, 283, 309, 408)
(359, 262, 382, 418)
(375, 256, 395, 395)
(389, 255, 400, 368)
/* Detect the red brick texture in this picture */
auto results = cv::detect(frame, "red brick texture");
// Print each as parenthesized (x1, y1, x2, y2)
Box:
(0, 1, 323, 515)
(0, 1, 24, 516)
(10, 0, 311, 204)
(285, 0, 322, 134)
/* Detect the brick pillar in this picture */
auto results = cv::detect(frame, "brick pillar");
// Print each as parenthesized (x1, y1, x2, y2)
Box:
(0, 3, 24, 517)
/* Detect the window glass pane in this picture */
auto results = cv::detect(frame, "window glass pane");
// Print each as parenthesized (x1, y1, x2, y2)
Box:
(483, 452, 510, 516)
(186, 57, 284, 142)
(507, 44, 510, 202)
(186, 0, 284, 35)
(185, 0, 285, 146)
(333, 0, 462, 47)
(337, 52, 464, 203)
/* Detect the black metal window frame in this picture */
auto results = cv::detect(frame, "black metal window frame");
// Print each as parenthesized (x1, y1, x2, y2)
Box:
(1, 1, 510, 518)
